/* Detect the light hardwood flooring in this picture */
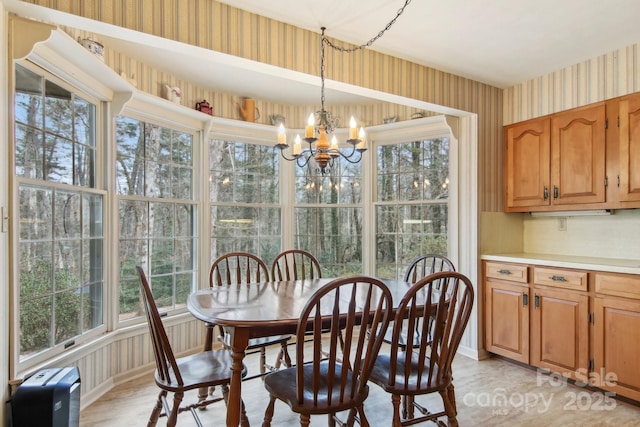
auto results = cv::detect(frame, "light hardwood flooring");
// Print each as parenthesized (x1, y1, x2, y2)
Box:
(80, 348, 640, 427)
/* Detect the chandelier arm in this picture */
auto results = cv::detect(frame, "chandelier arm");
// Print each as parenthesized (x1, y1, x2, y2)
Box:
(337, 148, 364, 164)
(278, 150, 300, 162)
(295, 153, 313, 169)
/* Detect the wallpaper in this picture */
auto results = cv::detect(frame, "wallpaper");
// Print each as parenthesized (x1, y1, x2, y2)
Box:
(25, 0, 504, 213)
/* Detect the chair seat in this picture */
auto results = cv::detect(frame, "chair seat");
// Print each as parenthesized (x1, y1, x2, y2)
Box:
(263, 362, 369, 415)
(369, 354, 448, 395)
(155, 349, 247, 393)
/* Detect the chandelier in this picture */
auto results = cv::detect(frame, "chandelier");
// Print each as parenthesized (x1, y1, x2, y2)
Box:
(275, 0, 412, 175)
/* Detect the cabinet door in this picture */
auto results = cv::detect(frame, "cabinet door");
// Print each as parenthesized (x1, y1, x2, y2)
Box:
(550, 104, 606, 205)
(593, 297, 640, 401)
(531, 287, 589, 380)
(504, 118, 551, 211)
(618, 93, 640, 202)
(485, 279, 530, 363)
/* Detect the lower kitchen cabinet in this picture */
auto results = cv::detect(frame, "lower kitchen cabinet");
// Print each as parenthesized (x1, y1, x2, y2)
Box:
(484, 260, 640, 402)
(593, 272, 640, 401)
(531, 286, 589, 379)
(485, 279, 530, 363)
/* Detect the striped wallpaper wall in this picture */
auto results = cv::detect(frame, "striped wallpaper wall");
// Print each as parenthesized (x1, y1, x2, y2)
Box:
(504, 43, 640, 124)
(28, 0, 504, 213)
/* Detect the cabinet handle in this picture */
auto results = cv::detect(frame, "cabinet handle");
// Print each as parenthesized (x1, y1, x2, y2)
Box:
(550, 275, 567, 282)
(534, 294, 540, 308)
(497, 269, 512, 275)
(523, 293, 528, 306)
(617, 175, 621, 188)
(553, 185, 559, 199)
(543, 186, 549, 200)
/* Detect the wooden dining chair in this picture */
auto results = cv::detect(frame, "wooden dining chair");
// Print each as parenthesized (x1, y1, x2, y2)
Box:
(206, 252, 292, 376)
(391, 254, 457, 349)
(271, 249, 347, 357)
(271, 249, 322, 281)
(369, 271, 474, 427)
(403, 254, 455, 283)
(261, 275, 393, 427)
(136, 266, 248, 427)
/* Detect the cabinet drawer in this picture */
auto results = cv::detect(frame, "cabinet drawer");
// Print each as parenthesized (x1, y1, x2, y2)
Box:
(595, 272, 640, 299)
(533, 267, 587, 291)
(485, 262, 528, 284)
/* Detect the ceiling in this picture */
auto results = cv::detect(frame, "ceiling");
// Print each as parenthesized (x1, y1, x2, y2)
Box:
(6, 0, 640, 109)
(218, 0, 640, 89)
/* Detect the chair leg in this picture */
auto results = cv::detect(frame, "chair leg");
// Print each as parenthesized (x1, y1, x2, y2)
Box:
(167, 392, 184, 427)
(440, 387, 459, 427)
(401, 395, 408, 420)
(199, 327, 215, 402)
(356, 406, 370, 427)
(147, 391, 165, 427)
(197, 386, 209, 408)
(262, 395, 277, 427)
(447, 383, 458, 416)
(282, 341, 292, 367)
(300, 414, 311, 427)
(391, 394, 402, 427)
(260, 348, 267, 375)
(406, 395, 415, 419)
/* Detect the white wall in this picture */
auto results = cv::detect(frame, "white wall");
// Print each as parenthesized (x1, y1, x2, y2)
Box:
(523, 209, 640, 259)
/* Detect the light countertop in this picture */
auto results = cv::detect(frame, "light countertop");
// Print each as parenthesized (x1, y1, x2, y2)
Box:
(481, 253, 640, 275)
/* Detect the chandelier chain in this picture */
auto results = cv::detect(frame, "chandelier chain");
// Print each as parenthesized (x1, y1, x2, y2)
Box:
(321, 0, 412, 53)
(279, 0, 412, 175)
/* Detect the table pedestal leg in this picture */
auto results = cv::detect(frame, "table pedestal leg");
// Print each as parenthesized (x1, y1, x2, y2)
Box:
(226, 328, 249, 427)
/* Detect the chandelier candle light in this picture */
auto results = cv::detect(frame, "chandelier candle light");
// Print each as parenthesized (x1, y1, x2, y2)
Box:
(275, 0, 411, 175)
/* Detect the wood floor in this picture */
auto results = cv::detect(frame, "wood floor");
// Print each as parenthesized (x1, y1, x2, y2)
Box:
(80, 350, 640, 426)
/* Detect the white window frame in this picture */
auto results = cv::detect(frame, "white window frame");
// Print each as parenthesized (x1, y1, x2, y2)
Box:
(362, 115, 459, 274)
(11, 59, 108, 372)
(114, 111, 201, 324)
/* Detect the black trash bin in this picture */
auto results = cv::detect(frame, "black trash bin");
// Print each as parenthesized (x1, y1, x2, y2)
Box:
(10, 367, 81, 427)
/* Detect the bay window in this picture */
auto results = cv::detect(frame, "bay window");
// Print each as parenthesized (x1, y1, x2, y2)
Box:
(375, 137, 450, 279)
(116, 116, 198, 320)
(14, 63, 104, 362)
(209, 139, 281, 265)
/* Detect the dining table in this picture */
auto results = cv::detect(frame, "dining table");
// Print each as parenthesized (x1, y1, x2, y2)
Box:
(187, 277, 417, 427)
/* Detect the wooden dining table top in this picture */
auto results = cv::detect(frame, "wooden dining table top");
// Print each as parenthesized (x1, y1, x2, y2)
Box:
(187, 277, 416, 332)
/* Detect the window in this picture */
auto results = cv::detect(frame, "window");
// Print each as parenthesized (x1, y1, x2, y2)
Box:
(14, 63, 104, 361)
(375, 137, 449, 279)
(294, 154, 363, 276)
(209, 139, 281, 265)
(116, 116, 197, 320)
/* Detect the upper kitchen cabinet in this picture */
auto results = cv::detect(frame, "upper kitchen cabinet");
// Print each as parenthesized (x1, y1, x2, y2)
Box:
(551, 104, 606, 205)
(504, 118, 551, 210)
(617, 92, 640, 203)
(504, 103, 606, 212)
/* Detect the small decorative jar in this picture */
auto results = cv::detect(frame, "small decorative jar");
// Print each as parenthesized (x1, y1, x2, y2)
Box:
(80, 38, 104, 61)
(196, 100, 213, 116)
